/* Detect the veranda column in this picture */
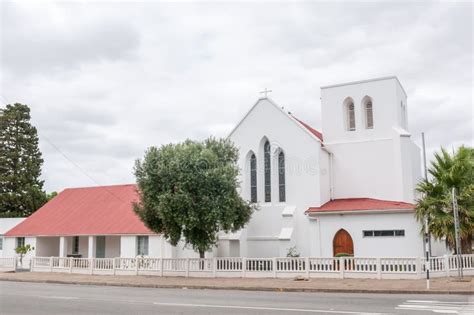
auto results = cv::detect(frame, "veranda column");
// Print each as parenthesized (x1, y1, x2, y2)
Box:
(88, 236, 96, 258)
(59, 236, 68, 257)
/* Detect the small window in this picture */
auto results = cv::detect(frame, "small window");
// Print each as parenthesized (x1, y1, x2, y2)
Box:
(347, 102, 355, 131)
(363, 231, 373, 237)
(0, 237, 3, 250)
(363, 230, 405, 237)
(16, 237, 25, 248)
(250, 154, 257, 203)
(72, 236, 79, 254)
(381, 230, 394, 236)
(365, 100, 373, 129)
(278, 151, 286, 202)
(395, 230, 405, 236)
(137, 236, 149, 256)
(264, 141, 271, 202)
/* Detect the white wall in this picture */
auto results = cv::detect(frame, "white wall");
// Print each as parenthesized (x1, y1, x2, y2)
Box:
(120, 235, 137, 257)
(313, 211, 425, 257)
(36, 237, 60, 257)
(321, 77, 420, 203)
(321, 77, 407, 144)
(2, 237, 37, 266)
(105, 236, 120, 258)
(0, 218, 26, 258)
(229, 98, 323, 257)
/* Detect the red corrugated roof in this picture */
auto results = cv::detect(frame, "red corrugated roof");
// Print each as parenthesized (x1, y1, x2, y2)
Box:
(292, 116, 324, 142)
(306, 198, 414, 214)
(5, 184, 154, 237)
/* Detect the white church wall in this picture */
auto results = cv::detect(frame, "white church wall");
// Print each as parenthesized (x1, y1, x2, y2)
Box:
(321, 77, 420, 203)
(315, 212, 424, 257)
(229, 98, 324, 258)
(319, 150, 331, 204)
(327, 139, 402, 201)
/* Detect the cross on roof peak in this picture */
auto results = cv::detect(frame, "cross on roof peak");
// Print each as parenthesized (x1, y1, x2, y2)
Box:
(260, 88, 272, 98)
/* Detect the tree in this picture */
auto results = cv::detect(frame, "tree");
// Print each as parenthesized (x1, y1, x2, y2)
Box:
(15, 244, 35, 267)
(415, 146, 474, 254)
(134, 137, 255, 258)
(46, 191, 58, 201)
(0, 103, 47, 217)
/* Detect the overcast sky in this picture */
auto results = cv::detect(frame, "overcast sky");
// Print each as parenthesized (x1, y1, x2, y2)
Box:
(1, 0, 472, 193)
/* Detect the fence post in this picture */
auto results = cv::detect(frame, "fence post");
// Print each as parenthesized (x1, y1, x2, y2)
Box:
(272, 257, 277, 278)
(69, 257, 73, 274)
(415, 257, 422, 279)
(305, 257, 310, 279)
(135, 257, 139, 275)
(159, 258, 164, 277)
(242, 257, 246, 278)
(339, 258, 345, 279)
(376, 258, 382, 280)
(185, 258, 190, 278)
(50, 257, 53, 272)
(113, 258, 116, 276)
(30, 257, 34, 272)
(212, 257, 217, 278)
(90, 258, 94, 275)
(444, 255, 450, 277)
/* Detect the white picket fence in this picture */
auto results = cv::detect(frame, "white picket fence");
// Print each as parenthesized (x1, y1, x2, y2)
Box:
(1, 255, 472, 279)
(0, 254, 463, 279)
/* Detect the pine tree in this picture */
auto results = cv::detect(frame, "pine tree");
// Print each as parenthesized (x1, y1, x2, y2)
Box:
(0, 103, 47, 217)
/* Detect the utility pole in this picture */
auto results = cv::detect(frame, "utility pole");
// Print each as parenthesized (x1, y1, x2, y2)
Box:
(421, 132, 430, 289)
(422, 133, 432, 255)
(452, 187, 463, 278)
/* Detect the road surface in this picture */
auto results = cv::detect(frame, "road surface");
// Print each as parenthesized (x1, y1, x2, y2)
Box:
(0, 281, 472, 314)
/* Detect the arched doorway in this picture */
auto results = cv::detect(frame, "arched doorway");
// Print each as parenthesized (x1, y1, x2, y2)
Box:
(333, 229, 354, 256)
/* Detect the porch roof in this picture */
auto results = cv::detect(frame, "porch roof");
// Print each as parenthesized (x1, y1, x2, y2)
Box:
(5, 184, 155, 237)
(306, 198, 415, 215)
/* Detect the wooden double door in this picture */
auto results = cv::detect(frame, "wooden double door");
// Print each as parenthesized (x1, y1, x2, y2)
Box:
(333, 229, 354, 256)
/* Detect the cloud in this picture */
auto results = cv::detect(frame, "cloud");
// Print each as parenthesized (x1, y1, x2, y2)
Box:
(0, 1, 472, 192)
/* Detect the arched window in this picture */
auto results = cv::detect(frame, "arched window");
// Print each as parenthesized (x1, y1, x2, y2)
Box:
(345, 99, 356, 131)
(264, 141, 271, 202)
(364, 97, 374, 129)
(250, 154, 257, 203)
(278, 151, 285, 202)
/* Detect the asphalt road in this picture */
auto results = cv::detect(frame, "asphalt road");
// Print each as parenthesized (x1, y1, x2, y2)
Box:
(0, 281, 472, 314)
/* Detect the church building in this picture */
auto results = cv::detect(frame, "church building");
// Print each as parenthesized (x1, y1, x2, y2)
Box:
(1, 76, 448, 260)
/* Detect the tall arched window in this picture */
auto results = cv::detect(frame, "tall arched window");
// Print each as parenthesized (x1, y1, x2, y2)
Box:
(250, 154, 257, 203)
(345, 99, 356, 131)
(264, 141, 271, 202)
(364, 98, 374, 129)
(278, 151, 285, 202)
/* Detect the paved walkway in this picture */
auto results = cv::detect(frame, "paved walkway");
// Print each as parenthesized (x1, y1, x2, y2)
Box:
(0, 272, 472, 294)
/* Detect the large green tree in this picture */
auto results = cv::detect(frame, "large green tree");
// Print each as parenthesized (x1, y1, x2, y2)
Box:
(0, 103, 47, 217)
(415, 146, 474, 254)
(134, 137, 255, 258)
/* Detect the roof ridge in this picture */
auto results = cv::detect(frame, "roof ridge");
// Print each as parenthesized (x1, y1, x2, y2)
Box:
(63, 183, 137, 191)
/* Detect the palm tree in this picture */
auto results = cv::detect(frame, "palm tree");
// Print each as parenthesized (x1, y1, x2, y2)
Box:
(415, 146, 474, 254)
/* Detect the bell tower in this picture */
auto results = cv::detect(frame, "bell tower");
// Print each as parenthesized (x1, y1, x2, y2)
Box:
(320, 76, 420, 203)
